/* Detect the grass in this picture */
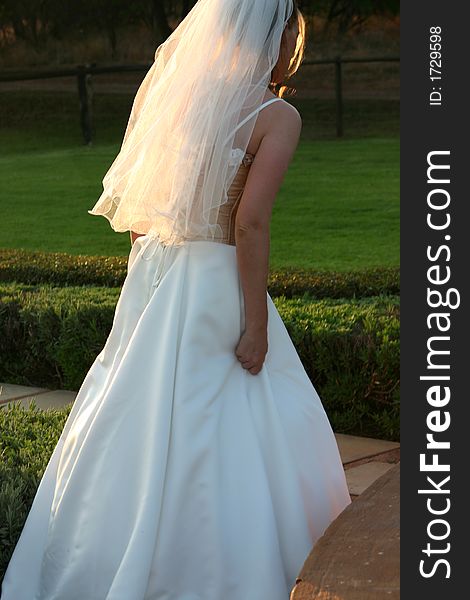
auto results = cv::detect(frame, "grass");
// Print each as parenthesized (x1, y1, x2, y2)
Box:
(0, 90, 399, 271)
(272, 136, 398, 270)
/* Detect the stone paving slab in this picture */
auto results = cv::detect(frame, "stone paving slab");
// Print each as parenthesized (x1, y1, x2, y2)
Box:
(4, 389, 77, 411)
(344, 460, 396, 496)
(0, 382, 50, 405)
(291, 463, 400, 599)
(334, 432, 400, 465)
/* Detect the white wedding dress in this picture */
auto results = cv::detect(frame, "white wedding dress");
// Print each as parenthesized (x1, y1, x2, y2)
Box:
(1, 99, 351, 600)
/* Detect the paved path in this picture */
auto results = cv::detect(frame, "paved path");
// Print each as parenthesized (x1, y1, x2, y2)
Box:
(0, 382, 400, 499)
(291, 463, 400, 599)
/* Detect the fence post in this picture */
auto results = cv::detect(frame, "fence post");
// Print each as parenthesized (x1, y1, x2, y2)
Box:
(77, 64, 93, 145)
(334, 55, 343, 137)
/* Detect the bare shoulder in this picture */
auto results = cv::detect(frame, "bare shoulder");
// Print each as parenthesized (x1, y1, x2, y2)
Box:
(275, 98, 302, 124)
(261, 97, 302, 147)
(263, 92, 301, 121)
(247, 92, 302, 157)
(278, 100, 302, 140)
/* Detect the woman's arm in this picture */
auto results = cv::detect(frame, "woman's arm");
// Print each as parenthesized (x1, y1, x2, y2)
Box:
(234, 104, 302, 374)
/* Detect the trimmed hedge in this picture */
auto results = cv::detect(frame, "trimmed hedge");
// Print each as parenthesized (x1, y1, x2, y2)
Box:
(0, 247, 399, 299)
(276, 294, 400, 441)
(0, 248, 127, 288)
(0, 282, 399, 441)
(0, 402, 70, 579)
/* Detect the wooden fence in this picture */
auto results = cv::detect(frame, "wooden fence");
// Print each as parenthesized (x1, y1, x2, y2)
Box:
(0, 55, 399, 144)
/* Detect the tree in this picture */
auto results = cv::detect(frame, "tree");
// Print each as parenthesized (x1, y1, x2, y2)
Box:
(301, 0, 399, 34)
(80, 0, 129, 59)
(0, 0, 56, 49)
(135, 0, 172, 44)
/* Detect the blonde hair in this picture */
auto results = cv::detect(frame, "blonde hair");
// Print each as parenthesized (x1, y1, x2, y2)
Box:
(269, 1, 306, 98)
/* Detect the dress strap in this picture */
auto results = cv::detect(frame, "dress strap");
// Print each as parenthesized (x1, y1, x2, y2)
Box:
(237, 97, 282, 130)
(223, 97, 282, 145)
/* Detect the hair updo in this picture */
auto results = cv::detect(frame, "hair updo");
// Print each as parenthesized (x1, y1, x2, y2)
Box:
(269, 0, 306, 98)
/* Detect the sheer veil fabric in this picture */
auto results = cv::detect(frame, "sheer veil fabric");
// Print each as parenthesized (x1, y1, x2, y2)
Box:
(87, 0, 294, 247)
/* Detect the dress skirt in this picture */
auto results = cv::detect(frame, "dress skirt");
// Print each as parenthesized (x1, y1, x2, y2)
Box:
(1, 234, 351, 600)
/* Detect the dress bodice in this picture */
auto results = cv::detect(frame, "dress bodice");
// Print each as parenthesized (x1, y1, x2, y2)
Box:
(216, 151, 254, 246)
(189, 150, 254, 246)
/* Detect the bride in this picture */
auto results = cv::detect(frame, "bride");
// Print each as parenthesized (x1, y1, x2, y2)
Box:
(1, 1, 351, 599)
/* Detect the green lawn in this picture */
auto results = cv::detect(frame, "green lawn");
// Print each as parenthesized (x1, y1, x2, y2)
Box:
(0, 91, 399, 271)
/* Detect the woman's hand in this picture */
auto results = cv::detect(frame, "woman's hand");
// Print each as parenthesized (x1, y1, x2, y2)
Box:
(235, 326, 268, 375)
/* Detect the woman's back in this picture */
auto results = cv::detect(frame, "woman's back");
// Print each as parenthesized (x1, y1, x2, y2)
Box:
(182, 94, 301, 246)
